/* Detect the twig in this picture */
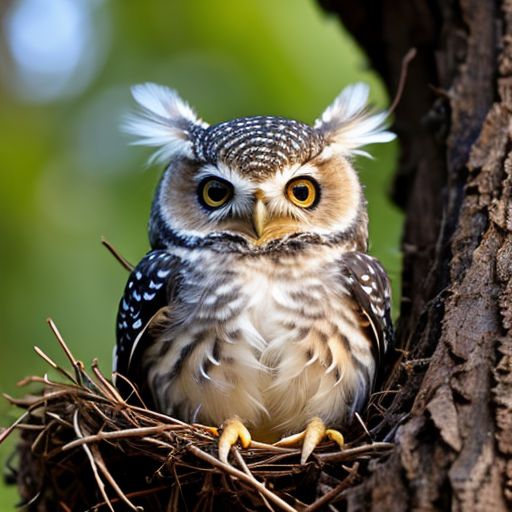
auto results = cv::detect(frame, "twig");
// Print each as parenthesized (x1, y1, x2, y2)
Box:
(91, 359, 124, 403)
(15, 375, 80, 390)
(45, 411, 73, 428)
(94, 485, 170, 509)
(250, 440, 297, 453)
(112, 372, 149, 408)
(31, 419, 57, 453)
(303, 463, 360, 512)
(90, 361, 141, 428)
(58, 500, 72, 512)
(15, 424, 45, 431)
(388, 47, 417, 114)
(0, 410, 31, 444)
(233, 448, 275, 512)
(142, 436, 174, 449)
(355, 412, 373, 442)
(47, 318, 84, 385)
(4, 388, 108, 408)
(318, 442, 393, 463)
(168, 484, 180, 512)
(90, 444, 142, 511)
(22, 492, 42, 508)
(62, 424, 183, 451)
(101, 237, 134, 272)
(187, 444, 297, 512)
(369, 389, 400, 398)
(33, 346, 77, 384)
(89, 402, 123, 427)
(248, 452, 302, 468)
(73, 410, 115, 512)
(127, 404, 191, 427)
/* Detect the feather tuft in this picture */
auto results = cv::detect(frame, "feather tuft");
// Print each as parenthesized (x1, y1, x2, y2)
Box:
(122, 82, 208, 165)
(314, 83, 395, 158)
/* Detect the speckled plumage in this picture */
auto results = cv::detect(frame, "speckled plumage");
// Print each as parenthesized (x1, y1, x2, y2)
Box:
(193, 116, 324, 175)
(115, 82, 395, 441)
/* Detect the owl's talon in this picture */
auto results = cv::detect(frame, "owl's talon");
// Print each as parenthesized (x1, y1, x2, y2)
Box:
(218, 417, 251, 463)
(198, 425, 219, 437)
(274, 430, 306, 447)
(301, 417, 326, 464)
(275, 417, 344, 464)
(326, 428, 345, 449)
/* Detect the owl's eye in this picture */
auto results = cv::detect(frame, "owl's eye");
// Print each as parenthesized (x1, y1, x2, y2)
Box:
(285, 177, 319, 209)
(198, 177, 234, 209)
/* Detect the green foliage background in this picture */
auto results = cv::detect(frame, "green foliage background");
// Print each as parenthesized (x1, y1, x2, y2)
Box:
(0, 0, 401, 508)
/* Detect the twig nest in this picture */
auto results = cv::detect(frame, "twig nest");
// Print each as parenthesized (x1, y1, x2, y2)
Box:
(2, 324, 395, 511)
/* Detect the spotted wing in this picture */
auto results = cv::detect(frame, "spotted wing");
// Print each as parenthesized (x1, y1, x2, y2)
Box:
(339, 252, 394, 380)
(114, 250, 180, 391)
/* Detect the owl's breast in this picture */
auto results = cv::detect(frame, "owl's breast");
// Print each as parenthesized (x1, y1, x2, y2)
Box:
(146, 249, 375, 439)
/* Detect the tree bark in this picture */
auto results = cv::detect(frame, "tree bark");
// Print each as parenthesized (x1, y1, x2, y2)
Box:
(319, 1, 512, 510)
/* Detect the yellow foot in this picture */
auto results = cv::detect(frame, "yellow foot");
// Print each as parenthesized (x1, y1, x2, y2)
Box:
(218, 417, 252, 463)
(275, 417, 344, 464)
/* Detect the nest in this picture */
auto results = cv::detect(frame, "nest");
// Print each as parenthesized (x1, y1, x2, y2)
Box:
(0, 320, 400, 512)
(0, 242, 404, 511)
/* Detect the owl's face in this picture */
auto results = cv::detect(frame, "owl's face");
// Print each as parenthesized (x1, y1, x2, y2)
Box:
(125, 83, 394, 251)
(158, 149, 363, 248)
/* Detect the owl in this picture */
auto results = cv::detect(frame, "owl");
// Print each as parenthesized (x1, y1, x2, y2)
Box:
(114, 82, 395, 464)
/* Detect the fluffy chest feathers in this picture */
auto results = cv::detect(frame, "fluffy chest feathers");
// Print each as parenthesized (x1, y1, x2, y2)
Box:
(144, 246, 375, 440)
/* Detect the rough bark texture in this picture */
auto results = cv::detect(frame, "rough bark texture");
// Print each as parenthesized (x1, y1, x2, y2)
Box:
(319, 0, 512, 510)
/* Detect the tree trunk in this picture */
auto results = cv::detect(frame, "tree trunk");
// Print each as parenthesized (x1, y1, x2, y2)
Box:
(319, 0, 512, 510)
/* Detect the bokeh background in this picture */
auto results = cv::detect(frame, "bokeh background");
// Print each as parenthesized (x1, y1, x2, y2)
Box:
(0, 0, 402, 508)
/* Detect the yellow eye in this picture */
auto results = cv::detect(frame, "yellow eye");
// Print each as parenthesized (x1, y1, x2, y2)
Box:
(285, 177, 319, 209)
(199, 177, 233, 209)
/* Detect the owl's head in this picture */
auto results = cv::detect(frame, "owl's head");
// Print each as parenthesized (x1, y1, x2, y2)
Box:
(124, 83, 394, 253)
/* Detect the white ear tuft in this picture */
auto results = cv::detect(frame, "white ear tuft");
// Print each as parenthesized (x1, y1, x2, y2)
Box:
(122, 83, 208, 165)
(314, 83, 395, 158)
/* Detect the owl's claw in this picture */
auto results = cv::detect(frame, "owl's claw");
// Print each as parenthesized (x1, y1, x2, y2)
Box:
(218, 417, 252, 463)
(275, 417, 344, 464)
(325, 428, 345, 448)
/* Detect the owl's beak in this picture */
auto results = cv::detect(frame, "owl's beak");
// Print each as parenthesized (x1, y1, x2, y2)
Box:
(252, 192, 268, 240)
